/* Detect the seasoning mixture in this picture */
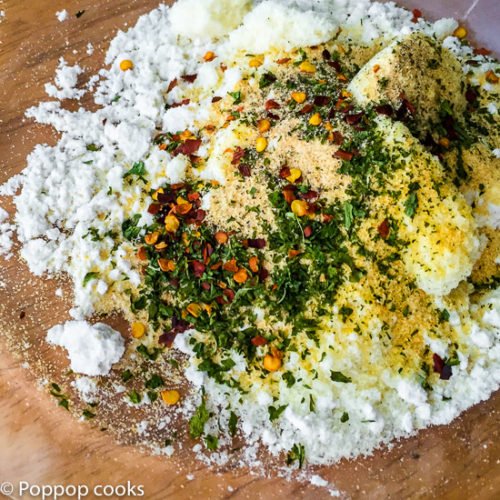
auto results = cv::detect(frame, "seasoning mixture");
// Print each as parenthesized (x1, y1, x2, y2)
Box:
(0, 0, 499, 470)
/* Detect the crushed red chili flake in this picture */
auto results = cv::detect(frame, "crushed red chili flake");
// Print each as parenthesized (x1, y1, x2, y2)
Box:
(433, 353, 453, 380)
(300, 103, 314, 114)
(238, 164, 251, 177)
(267, 111, 280, 120)
(159, 317, 190, 347)
(251, 336, 268, 346)
(167, 79, 178, 93)
(174, 139, 202, 156)
(374, 104, 394, 116)
(314, 95, 331, 106)
(279, 165, 291, 178)
(157, 191, 176, 204)
(265, 99, 281, 110)
(465, 87, 478, 103)
(223, 288, 235, 302)
(147, 203, 161, 215)
(187, 192, 200, 201)
(411, 8, 422, 23)
(182, 74, 197, 83)
(400, 95, 416, 115)
(345, 112, 363, 125)
(303, 226, 313, 238)
(328, 60, 341, 72)
(201, 281, 211, 291)
(247, 238, 266, 249)
(191, 260, 206, 277)
(322, 48, 331, 60)
(377, 219, 390, 239)
(258, 268, 269, 282)
(302, 190, 319, 200)
(276, 57, 291, 64)
(282, 186, 296, 204)
(159, 331, 177, 347)
(212, 96, 222, 103)
(334, 149, 354, 161)
(232, 146, 246, 165)
(473, 47, 491, 56)
(169, 98, 191, 108)
(323, 214, 334, 223)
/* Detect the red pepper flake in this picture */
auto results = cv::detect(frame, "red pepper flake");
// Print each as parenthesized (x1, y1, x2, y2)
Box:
(303, 226, 313, 238)
(193, 209, 206, 223)
(374, 104, 394, 116)
(279, 165, 291, 179)
(187, 192, 200, 202)
(267, 111, 280, 120)
(282, 186, 296, 204)
(167, 79, 178, 93)
(433, 353, 453, 380)
(170, 98, 191, 108)
(322, 214, 334, 223)
(222, 288, 236, 303)
(251, 336, 268, 346)
(332, 131, 344, 145)
(223, 258, 239, 273)
(377, 219, 390, 239)
(259, 268, 269, 282)
(174, 139, 202, 156)
(276, 57, 291, 64)
(182, 74, 197, 83)
(232, 146, 246, 165)
(299, 103, 314, 114)
(465, 87, 478, 103)
(401, 95, 416, 115)
(334, 149, 354, 161)
(265, 99, 281, 110)
(159, 331, 177, 347)
(201, 281, 211, 291)
(147, 203, 161, 215)
(211, 96, 222, 103)
(411, 8, 422, 23)
(202, 242, 214, 264)
(328, 60, 341, 72)
(301, 190, 319, 200)
(247, 238, 266, 249)
(238, 164, 251, 177)
(322, 49, 331, 60)
(191, 260, 206, 278)
(345, 112, 363, 125)
(473, 47, 491, 56)
(313, 95, 331, 106)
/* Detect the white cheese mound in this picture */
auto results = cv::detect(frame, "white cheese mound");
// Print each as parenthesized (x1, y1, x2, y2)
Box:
(227, 0, 336, 53)
(56, 10, 69, 22)
(46, 321, 125, 376)
(72, 376, 98, 403)
(45, 58, 85, 100)
(377, 118, 481, 297)
(170, 0, 251, 39)
(0, 208, 14, 258)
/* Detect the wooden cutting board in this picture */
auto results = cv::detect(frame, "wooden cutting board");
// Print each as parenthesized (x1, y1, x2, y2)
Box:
(1, 1, 499, 498)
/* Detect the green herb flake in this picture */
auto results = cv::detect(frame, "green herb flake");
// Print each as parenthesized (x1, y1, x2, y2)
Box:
(189, 398, 210, 439)
(229, 411, 238, 437)
(286, 443, 305, 468)
(128, 390, 142, 404)
(268, 404, 288, 422)
(330, 371, 352, 383)
(82, 271, 100, 287)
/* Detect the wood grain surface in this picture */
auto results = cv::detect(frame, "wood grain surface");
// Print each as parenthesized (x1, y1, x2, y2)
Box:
(1, 1, 499, 499)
